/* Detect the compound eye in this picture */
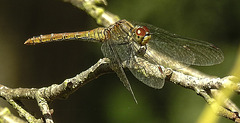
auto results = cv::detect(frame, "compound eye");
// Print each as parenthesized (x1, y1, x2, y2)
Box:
(142, 26, 150, 34)
(136, 28, 146, 37)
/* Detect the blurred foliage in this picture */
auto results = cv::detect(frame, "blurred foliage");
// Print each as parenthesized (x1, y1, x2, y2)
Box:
(0, 0, 239, 122)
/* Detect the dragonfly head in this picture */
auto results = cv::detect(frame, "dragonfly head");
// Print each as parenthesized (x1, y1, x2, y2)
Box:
(133, 26, 151, 46)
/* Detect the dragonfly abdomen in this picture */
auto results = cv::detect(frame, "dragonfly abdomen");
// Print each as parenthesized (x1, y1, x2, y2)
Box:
(24, 27, 107, 45)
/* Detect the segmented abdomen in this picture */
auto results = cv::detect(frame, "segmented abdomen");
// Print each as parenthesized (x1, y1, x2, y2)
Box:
(24, 27, 107, 45)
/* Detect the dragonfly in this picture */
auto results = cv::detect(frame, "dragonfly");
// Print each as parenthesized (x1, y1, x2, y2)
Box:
(25, 19, 224, 103)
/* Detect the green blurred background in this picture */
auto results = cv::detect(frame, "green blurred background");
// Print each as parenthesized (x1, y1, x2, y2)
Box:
(0, 0, 239, 122)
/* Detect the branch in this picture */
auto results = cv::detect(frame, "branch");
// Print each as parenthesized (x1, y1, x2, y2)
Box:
(0, 106, 27, 123)
(63, 0, 120, 27)
(129, 57, 240, 122)
(0, 58, 111, 122)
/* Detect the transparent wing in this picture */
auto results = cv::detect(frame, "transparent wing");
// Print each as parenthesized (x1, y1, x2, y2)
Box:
(106, 41, 165, 89)
(101, 41, 137, 102)
(127, 56, 165, 89)
(133, 22, 224, 67)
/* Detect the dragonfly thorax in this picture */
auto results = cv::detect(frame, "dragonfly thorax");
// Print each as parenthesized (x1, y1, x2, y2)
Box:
(132, 26, 151, 46)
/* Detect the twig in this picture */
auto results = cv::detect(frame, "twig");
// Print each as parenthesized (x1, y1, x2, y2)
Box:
(6, 98, 42, 123)
(35, 91, 53, 123)
(63, 0, 120, 27)
(0, 106, 27, 123)
(135, 56, 240, 121)
(0, 58, 111, 122)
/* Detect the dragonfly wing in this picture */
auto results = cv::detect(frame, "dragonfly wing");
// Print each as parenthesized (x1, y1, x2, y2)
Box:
(101, 41, 137, 102)
(108, 41, 166, 89)
(133, 22, 224, 66)
(127, 56, 165, 89)
(150, 29, 224, 66)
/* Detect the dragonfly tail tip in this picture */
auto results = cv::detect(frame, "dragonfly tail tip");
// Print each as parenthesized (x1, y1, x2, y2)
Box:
(24, 39, 34, 45)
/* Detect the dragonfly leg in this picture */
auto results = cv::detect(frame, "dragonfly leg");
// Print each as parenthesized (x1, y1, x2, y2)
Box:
(137, 45, 147, 56)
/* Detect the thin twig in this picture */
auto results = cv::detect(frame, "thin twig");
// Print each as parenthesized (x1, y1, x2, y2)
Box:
(6, 98, 42, 123)
(63, 0, 120, 27)
(0, 106, 27, 123)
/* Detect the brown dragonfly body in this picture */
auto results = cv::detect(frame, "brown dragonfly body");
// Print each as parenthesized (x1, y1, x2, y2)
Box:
(24, 27, 106, 45)
(24, 20, 147, 45)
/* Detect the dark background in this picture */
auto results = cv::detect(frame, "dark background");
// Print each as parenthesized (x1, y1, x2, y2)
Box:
(0, 0, 239, 122)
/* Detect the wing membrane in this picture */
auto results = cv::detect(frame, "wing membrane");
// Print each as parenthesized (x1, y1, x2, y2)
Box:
(133, 22, 224, 67)
(101, 41, 137, 102)
(105, 41, 165, 89)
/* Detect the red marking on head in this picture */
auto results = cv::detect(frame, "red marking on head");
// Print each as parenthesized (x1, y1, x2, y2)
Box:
(136, 26, 150, 37)
(142, 26, 150, 33)
(134, 26, 151, 46)
(136, 28, 146, 36)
